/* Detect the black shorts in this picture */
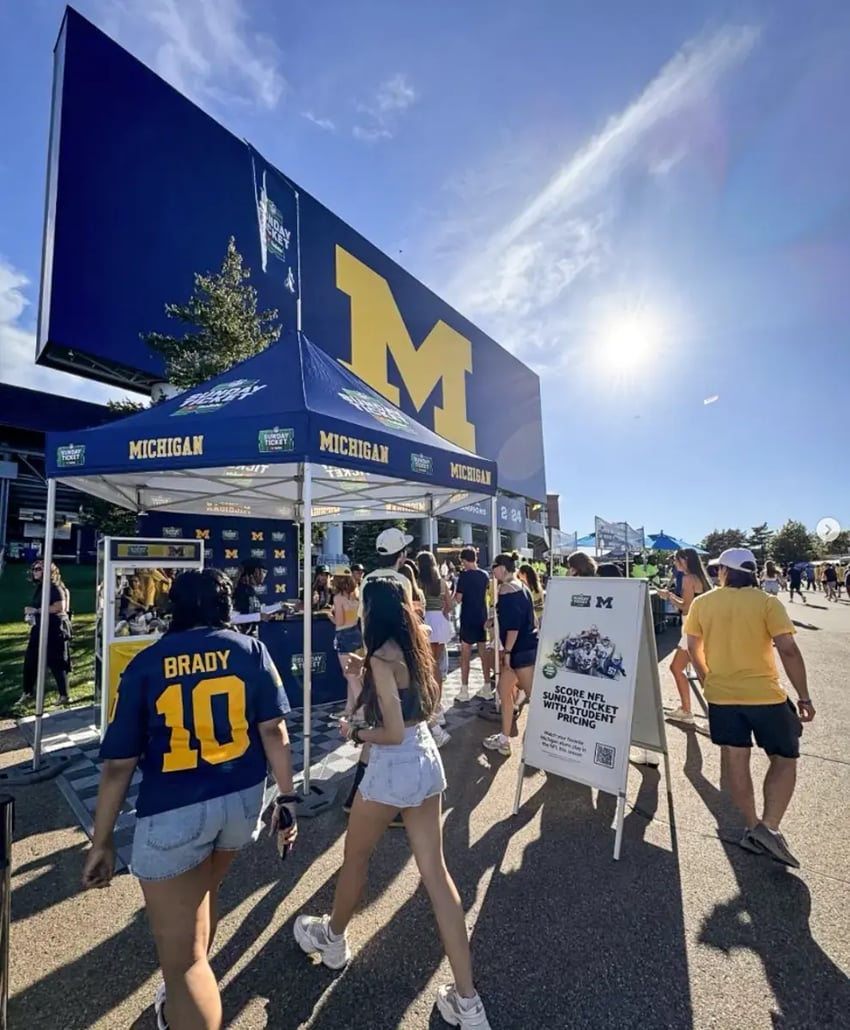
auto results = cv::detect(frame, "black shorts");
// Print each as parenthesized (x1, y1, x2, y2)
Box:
(510, 647, 537, 671)
(708, 700, 801, 758)
(459, 624, 487, 646)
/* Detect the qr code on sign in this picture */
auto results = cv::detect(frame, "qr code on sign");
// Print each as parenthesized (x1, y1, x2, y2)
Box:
(594, 743, 616, 769)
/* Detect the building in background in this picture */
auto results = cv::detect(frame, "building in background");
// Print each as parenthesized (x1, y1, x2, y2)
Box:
(0, 385, 113, 564)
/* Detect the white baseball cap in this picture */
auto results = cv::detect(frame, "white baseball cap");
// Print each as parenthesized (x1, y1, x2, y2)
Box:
(375, 527, 414, 555)
(717, 547, 757, 571)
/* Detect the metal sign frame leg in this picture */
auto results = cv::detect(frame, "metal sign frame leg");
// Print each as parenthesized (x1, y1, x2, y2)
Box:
(512, 759, 526, 815)
(612, 791, 627, 860)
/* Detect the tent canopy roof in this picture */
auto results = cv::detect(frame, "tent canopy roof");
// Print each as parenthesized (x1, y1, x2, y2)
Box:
(45, 331, 497, 522)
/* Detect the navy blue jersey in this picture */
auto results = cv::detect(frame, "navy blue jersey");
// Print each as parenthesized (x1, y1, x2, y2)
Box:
(101, 627, 290, 817)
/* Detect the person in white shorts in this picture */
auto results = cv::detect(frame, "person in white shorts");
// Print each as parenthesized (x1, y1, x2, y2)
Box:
(294, 577, 491, 1030)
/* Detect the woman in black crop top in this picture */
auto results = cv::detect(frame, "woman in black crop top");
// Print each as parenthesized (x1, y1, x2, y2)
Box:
(294, 578, 492, 1028)
(482, 552, 539, 758)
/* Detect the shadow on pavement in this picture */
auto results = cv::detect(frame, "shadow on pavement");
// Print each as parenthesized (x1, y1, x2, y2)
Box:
(684, 732, 850, 1028)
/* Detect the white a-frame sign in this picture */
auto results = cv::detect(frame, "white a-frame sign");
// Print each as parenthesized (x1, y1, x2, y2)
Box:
(513, 578, 672, 859)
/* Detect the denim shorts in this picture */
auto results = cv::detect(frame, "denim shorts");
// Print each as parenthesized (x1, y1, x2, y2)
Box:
(359, 723, 447, 808)
(131, 781, 266, 882)
(335, 625, 363, 652)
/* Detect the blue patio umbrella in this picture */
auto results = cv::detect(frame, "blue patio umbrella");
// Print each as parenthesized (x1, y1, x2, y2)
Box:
(647, 532, 686, 551)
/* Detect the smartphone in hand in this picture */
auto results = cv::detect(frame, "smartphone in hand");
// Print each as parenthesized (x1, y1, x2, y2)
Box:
(275, 798, 296, 861)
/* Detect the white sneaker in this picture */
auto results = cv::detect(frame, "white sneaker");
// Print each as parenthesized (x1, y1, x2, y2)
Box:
(294, 914, 351, 969)
(436, 984, 491, 1028)
(478, 686, 494, 702)
(667, 707, 695, 724)
(482, 733, 511, 757)
(630, 747, 660, 767)
(154, 982, 168, 1030)
(436, 709, 447, 727)
(456, 685, 471, 704)
(431, 723, 452, 748)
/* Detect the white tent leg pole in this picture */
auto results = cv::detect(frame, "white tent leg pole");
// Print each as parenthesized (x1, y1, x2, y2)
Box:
(32, 479, 57, 771)
(302, 463, 313, 796)
(490, 497, 500, 700)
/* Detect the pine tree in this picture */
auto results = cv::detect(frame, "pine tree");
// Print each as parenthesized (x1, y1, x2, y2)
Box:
(747, 522, 774, 560)
(82, 240, 279, 537)
(143, 236, 280, 387)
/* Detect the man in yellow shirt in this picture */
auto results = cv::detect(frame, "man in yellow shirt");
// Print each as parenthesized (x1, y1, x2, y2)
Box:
(684, 548, 816, 868)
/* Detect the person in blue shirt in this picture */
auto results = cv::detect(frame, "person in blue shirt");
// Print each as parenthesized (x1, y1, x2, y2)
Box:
(81, 568, 296, 1030)
(482, 552, 539, 758)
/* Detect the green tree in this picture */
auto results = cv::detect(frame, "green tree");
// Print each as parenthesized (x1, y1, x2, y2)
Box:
(79, 498, 138, 537)
(747, 522, 774, 560)
(143, 236, 280, 388)
(700, 528, 748, 557)
(824, 529, 850, 556)
(771, 520, 819, 566)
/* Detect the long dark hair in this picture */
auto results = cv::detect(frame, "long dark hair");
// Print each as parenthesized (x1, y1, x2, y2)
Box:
(359, 578, 437, 725)
(167, 569, 232, 633)
(416, 550, 442, 596)
(675, 548, 712, 594)
(519, 563, 541, 594)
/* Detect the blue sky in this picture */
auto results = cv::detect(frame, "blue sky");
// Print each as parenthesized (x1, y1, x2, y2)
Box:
(2, 0, 850, 542)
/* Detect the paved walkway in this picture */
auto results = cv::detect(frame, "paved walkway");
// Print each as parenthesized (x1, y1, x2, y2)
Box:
(4, 609, 850, 1029)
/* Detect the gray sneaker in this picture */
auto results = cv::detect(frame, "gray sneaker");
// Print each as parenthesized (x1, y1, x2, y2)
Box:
(748, 823, 800, 868)
(436, 985, 491, 1028)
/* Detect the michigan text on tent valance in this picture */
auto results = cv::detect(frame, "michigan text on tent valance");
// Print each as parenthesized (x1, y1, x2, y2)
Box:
(129, 436, 205, 460)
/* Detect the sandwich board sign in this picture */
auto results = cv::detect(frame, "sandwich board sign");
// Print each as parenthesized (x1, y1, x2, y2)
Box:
(513, 578, 671, 859)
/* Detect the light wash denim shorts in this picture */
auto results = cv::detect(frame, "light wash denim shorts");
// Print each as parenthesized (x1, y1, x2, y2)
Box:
(131, 781, 266, 882)
(359, 723, 447, 808)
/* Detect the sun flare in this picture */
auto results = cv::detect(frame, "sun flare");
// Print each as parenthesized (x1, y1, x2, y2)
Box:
(597, 311, 664, 370)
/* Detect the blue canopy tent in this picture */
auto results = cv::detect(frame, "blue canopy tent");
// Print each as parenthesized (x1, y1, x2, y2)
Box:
(648, 533, 708, 555)
(36, 330, 499, 786)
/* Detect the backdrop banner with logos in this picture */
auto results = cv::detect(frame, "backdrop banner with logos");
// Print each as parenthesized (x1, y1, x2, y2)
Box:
(513, 578, 671, 859)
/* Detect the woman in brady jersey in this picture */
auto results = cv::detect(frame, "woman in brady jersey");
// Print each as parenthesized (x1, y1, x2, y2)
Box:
(82, 569, 297, 1030)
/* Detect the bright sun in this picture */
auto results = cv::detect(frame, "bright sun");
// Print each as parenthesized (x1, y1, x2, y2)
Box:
(597, 311, 664, 370)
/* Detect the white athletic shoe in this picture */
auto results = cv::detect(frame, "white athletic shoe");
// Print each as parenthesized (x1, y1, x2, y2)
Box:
(294, 914, 351, 969)
(455, 685, 471, 704)
(154, 982, 168, 1030)
(667, 707, 695, 724)
(630, 747, 660, 767)
(435, 709, 447, 727)
(482, 733, 511, 757)
(436, 985, 491, 1028)
(431, 723, 452, 748)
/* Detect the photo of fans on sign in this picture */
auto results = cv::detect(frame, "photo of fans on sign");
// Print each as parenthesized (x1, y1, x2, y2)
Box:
(543, 625, 627, 680)
(523, 579, 645, 797)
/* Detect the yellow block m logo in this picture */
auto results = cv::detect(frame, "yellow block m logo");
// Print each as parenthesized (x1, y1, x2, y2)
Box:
(195, 529, 210, 540)
(251, 531, 264, 542)
(274, 549, 286, 559)
(225, 548, 238, 559)
(336, 246, 476, 451)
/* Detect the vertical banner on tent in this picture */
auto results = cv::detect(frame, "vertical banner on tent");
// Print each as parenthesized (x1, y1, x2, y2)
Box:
(515, 578, 669, 858)
(250, 149, 300, 324)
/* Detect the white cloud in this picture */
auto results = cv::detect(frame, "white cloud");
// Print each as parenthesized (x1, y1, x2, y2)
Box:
(354, 73, 417, 141)
(302, 111, 336, 132)
(99, 0, 286, 111)
(0, 258, 133, 404)
(375, 73, 416, 114)
(438, 24, 760, 369)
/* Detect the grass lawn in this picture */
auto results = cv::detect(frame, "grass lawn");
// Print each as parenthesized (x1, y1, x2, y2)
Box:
(0, 564, 98, 718)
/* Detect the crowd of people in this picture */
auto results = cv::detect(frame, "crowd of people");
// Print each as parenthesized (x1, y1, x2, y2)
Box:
(33, 528, 822, 1030)
(80, 530, 546, 1030)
